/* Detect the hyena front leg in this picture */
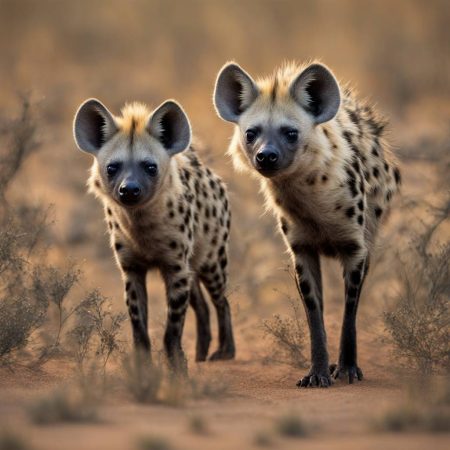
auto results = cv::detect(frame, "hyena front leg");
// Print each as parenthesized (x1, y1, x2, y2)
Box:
(189, 277, 212, 362)
(332, 252, 369, 383)
(122, 268, 151, 356)
(162, 264, 192, 372)
(291, 244, 331, 388)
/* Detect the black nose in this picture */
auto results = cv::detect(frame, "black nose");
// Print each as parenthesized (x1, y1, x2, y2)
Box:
(255, 148, 279, 170)
(118, 182, 141, 205)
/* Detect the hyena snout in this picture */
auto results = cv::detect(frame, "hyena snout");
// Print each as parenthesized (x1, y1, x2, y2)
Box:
(118, 180, 142, 206)
(254, 145, 282, 175)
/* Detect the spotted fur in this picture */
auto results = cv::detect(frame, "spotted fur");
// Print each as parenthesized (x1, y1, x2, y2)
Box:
(74, 99, 235, 368)
(214, 61, 400, 387)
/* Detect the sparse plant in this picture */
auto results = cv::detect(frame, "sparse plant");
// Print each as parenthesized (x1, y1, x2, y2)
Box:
(136, 436, 172, 450)
(374, 377, 450, 433)
(384, 197, 450, 375)
(189, 371, 229, 400)
(28, 387, 98, 425)
(0, 430, 30, 450)
(253, 430, 273, 447)
(188, 414, 209, 435)
(275, 411, 308, 438)
(70, 289, 126, 373)
(262, 280, 307, 368)
(122, 354, 164, 404)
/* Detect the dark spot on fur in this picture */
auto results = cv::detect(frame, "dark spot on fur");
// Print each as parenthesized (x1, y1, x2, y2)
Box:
(375, 207, 383, 218)
(371, 146, 379, 157)
(343, 131, 353, 144)
(204, 223, 209, 233)
(357, 199, 364, 211)
(106, 208, 112, 216)
(346, 207, 355, 218)
(115, 242, 123, 251)
(280, 217, 288, 234)
(169, 241, 177, 250)
(336, 240, 360, 256)
(94, 180, 101, 188)
(131, 290, 137, 300)
(373, 167, 379, 178)
(357, 215, 364, 225)
(394, 167, 401, 184)
(303, 296, 316, 311)
(125, 281, 131, 291)
(322, 174, 328, 182)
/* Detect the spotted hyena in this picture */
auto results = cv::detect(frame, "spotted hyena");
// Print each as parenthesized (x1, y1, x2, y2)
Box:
(73, 98, 235, 368)
(213, 61, 400, 387)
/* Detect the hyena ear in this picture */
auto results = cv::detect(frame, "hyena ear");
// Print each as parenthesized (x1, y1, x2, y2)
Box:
(147, 100, 191, 155)
(73, 99, 117, 154)
(213, 62, 259, 123)
(290, 64, 341, 124)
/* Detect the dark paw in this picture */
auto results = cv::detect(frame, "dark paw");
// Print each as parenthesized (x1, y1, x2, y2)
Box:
(208, 346, 235, 361)
(195, 343, 211, 362)
(296, 370, 332, 388)
(331, 364, 363, 384)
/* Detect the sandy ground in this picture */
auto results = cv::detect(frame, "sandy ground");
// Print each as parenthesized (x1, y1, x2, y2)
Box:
(1, 332, 449, 450)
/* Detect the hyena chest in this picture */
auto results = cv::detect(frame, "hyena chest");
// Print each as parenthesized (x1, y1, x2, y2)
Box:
(271, 183, 357, 246)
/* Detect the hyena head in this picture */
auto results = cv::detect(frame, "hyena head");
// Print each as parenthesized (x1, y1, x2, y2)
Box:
(73, 99, 191, 207)
(214, 61, 340, 178)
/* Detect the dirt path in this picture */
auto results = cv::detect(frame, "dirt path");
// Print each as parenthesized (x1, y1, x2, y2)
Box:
(1, 349, 448, 450)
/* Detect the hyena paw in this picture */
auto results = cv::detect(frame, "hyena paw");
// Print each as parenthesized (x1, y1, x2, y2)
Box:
(208, 346, 235, 361)
(296, 369, 332, 388)
(331, 364, 363, 384)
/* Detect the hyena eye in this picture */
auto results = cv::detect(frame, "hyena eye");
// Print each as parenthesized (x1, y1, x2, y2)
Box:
(143, 162, 158, 177)
(283, 128, 298, 144)
(106, 163, 121, 177)
(245, 129, 259, 144)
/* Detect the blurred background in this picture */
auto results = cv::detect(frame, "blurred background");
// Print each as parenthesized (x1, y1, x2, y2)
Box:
(0, 1, 449, 449)
(1, 0, 448, 301)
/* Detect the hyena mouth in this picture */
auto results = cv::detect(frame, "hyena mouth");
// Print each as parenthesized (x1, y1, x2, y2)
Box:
(256, 166, 281, 178)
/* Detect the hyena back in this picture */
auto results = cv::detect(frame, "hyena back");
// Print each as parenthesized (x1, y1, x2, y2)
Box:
(73, 99, 235, 368)
(214, 61, 400, 387)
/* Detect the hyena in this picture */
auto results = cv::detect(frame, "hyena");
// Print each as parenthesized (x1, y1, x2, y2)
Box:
(73, 98, 235, 368)
(213, 61, 400, 387)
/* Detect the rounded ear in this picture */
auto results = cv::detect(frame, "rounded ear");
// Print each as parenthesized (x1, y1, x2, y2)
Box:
(147, 100, 191, 155)
(73, 99, 117, 154)
(290, 64, 341, 124)
(213, 62, 259, 123)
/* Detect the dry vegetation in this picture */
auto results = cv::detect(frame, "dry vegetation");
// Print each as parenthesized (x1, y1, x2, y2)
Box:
(0, 0, 449, 449)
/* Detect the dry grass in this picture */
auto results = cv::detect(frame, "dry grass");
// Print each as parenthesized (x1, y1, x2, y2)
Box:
(27, 387, 98, 425)
(384, 196, 450, 375)
(275, 411, 308, 438)
(0, 430, 31, 450)
(136, 436, 173, 450)
(262, 284, 307, 368)
(188, 414, 209, 435)
(374, 377, 450, 433)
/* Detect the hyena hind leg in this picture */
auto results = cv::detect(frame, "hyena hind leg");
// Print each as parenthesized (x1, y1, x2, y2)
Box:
(200, 264, 235, 361)
(189, 277, 212, 362)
